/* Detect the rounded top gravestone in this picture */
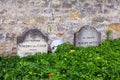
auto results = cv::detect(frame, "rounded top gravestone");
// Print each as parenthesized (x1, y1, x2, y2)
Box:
(74, 25, 101, 47)
(17, 29, 48, 57)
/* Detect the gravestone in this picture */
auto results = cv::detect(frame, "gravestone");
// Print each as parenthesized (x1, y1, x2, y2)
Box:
(50, 39, 64, 53)
(74, 25, 101, 47)
(17, 29, 48, 57)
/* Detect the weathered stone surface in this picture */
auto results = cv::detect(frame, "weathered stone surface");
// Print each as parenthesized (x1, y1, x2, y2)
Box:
(96, 24, 108, 40)
(0, 18, 2, 25)
(0, 0, 119, 56)
(74, 25, 101, 47)
(17, 29, 48, 57)
(6, 33, 16, 42)
(108, 23, 120, 39)
(110, 31, 120, 39)
(108, 23, 120, 31)
(69, 13, 80, 19)
(0, 29, 6, 43)
(92, 16, 106, 24)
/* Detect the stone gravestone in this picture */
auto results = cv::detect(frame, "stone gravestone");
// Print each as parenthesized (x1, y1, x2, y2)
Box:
(50, 39, 64, 53)
(17, 29, 48, 57)
(74, 25, 101, 47)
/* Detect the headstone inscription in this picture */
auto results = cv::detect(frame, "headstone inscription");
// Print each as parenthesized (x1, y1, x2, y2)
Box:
(74, 25, 101, 47)
(17, 29, 48, 57)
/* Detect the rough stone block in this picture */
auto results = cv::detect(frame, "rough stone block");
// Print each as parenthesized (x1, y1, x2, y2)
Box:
(108, 23, 120, 31)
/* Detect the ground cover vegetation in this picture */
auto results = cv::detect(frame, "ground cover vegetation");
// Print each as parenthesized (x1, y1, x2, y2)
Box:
(0, 39, 120, 80)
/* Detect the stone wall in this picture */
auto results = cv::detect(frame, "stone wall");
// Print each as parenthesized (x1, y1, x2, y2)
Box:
(0, 0, 120, 56)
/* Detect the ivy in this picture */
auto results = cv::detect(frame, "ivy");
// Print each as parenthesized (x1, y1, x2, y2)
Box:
(0, 39, 120, 80)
